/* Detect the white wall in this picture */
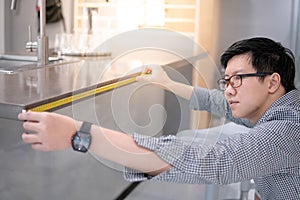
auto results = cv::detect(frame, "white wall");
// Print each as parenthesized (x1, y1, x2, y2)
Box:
(0, 1, 5, 52)
(196, 0, 300, 128)
(200, 0, 298, 67)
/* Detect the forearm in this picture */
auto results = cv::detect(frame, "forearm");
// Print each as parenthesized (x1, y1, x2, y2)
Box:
(160, 80, 193, 100)
(89, 125, 171, 175)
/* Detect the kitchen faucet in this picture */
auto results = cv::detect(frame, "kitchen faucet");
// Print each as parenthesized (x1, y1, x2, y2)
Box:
(35, 0, 49, 65)
(11, 0, 49, 65)
(10, 0, 17, 10)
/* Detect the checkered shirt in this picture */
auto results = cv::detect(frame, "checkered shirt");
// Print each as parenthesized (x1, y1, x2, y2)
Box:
(124, 88, 300, 200)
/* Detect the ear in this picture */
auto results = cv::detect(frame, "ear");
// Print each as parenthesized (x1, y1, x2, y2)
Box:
(267, 73, 281, 93)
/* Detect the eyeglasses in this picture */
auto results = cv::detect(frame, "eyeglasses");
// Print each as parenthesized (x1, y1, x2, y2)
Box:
(217, 72, 273, 91)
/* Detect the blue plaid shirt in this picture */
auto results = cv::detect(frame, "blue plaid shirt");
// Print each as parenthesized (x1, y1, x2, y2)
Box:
(124, 88, 300, 200)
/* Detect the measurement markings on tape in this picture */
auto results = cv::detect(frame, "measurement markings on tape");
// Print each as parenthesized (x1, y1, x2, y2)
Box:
(30, 77, 137, 112)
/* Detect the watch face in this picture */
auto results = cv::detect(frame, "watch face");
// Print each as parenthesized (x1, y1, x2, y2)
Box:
(72, 131, 91, 153)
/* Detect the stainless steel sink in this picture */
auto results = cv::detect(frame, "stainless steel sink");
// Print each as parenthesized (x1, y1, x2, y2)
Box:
(0, 54, 61, 74)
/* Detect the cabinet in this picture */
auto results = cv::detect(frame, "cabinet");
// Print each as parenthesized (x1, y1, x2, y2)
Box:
(0, 78, 165, 200)
(74, 0, 118, 34)
(163, 0, 200, 40)
(73, 0, 200, 41)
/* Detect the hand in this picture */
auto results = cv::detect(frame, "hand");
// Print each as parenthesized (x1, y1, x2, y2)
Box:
(18, 111, 79, 151)
(136, 64, 173, 89)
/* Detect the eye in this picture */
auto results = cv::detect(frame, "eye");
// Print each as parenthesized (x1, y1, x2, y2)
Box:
(232, 75, 241, 81)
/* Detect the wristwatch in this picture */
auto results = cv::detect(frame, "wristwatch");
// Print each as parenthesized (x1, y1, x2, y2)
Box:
(71, 122, 92, 153)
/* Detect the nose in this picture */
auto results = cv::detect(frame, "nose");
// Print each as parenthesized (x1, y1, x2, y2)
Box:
(224, 83, 237, 97)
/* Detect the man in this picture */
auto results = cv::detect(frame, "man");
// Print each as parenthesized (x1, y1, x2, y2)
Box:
(18, 37, 300, 199)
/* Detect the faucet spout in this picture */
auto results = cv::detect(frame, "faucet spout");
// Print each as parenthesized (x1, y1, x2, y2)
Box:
(10, 0, 17, 10)
(37, 0, 49, 65)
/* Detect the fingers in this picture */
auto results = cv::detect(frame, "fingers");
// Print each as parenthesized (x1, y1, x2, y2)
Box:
(22, 132, 41, 144)
(18, 110, 43, 122)
(19, 111, 43, 149)
(141, 64, 161, 75)
(18, 111, 45, 133)
(136, 74, 151, 82)
(136, 65, 159, 82)
(22, 120, 41, 134)
(22, 132, 48, 151)
(142, 67, 152, 75)
(19, 111, 75, 151)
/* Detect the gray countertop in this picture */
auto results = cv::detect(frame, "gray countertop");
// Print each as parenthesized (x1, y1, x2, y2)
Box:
(0, 51, 205, 120)
(0, 58, 134, 119)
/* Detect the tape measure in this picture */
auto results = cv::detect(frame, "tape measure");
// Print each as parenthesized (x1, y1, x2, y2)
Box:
(25, 72, 141, 112)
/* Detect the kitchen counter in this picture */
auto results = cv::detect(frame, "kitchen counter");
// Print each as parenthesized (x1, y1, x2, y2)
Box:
(0, 50, 206, 120)
(0, 58, 137, 119)
(0, 50, 207, 200)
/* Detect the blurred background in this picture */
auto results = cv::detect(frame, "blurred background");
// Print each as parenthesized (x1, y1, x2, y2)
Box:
(0, 1, 299, 199)
(1, 0, 299, 88)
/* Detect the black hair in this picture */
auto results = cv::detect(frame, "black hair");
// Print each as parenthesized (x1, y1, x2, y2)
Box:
(220, 37, 296, 92)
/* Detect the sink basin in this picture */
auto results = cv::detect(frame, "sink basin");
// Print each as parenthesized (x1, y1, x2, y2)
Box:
(0, 54, 61, 74)
(0, 60, 36, 74)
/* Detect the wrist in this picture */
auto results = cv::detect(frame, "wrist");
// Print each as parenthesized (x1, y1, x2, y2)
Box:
(69, 121, 82, 142)
(163, 80, 177, 91)
(74, 121, 83, 131)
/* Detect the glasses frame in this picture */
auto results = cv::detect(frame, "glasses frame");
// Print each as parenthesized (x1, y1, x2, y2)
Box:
(217, 72, 273, 91)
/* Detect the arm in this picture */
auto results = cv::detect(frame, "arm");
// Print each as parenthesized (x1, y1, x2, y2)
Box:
(18, 111, 171, 175)
(89, 125, 171, 174)
(137, 65, 253, 127)
(126, 121, 300, 185)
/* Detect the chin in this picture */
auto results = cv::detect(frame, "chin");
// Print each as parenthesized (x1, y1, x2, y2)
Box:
(232, 112, 243, 119)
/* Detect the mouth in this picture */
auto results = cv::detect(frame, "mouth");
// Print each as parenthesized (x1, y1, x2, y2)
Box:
(228, 100, 239, 106)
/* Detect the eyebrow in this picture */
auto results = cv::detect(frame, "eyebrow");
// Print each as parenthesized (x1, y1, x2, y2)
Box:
(224, 69, 247, 77)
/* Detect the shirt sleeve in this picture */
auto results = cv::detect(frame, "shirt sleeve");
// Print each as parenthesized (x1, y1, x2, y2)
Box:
(124, 133, 241, 184)
(124, 121, 300, 184)
(189, 87, 253, 127)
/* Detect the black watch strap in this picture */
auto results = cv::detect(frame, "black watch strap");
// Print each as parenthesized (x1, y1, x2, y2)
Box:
(80, 121, 92, 133)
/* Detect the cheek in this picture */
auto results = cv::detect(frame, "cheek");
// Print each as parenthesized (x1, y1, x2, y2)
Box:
(250, 84, 268, 100)
(240, 86, 267, 111)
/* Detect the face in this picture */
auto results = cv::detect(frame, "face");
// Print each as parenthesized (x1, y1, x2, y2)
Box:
(224, 54, 270, 123)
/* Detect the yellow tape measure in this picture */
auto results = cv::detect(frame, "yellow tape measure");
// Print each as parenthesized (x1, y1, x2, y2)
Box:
(28, 76, 138, 112)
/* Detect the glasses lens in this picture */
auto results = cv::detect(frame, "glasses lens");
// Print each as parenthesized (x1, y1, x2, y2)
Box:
(218, 79, 227, 90)
(231, 75, 242, 88)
